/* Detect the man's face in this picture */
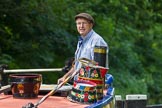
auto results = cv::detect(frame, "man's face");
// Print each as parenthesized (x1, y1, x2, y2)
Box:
(76, 18, 93, 37)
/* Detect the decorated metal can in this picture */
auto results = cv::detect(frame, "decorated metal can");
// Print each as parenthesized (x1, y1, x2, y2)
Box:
(78, 63, 108, 100)
(68, 80, 97, 104)
(9, 73, 42, 98)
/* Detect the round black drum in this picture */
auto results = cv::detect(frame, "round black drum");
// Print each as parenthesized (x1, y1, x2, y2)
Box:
(9, 73, 42, 98)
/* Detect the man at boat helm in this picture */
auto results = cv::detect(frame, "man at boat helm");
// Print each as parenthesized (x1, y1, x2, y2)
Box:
(57, 12, 108, 84)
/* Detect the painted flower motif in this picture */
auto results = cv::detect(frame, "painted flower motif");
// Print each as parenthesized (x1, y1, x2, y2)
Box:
(93, 69, 97, 74)
(85, 66, 90, 71)
(78, 94, 81, 98)
(76, 85, 80, 89)
(73, 83, 76, 87)
(95, 74, 98, 78)
(81, 95, 84, 99)
(88, 95, 92, 99)
(80, 68, 84, 76)
(33, 83, 39, 94)
(91, 73, 95, 77)
(76, 93, 78, 97)
(17, 84, 24, 94)
(84, 92, 89, 102)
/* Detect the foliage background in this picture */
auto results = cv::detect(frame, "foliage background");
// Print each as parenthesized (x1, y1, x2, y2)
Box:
(0, 0, 162, 104)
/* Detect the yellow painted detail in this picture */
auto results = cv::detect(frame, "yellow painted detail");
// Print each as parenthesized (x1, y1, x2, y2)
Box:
(94, 48, 106, 54)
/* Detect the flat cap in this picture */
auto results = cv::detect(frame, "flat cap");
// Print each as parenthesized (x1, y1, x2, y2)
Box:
(75, 13, 94, 24)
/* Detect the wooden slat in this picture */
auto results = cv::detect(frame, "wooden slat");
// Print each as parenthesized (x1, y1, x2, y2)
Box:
(146, 104, 162, 108)
(0, 84, 72, 94)
(40, 84, 72, 92)
(3, 68, 62, 73)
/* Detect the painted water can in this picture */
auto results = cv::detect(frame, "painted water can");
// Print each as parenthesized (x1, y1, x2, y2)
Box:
(9, 73, 42, 98)
(68, 80, 97, 104)
(78, 65, 108, 100)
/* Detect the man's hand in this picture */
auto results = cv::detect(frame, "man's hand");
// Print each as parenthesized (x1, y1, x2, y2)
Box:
(58, 67, 75, 84)
(57, 77, 65, 84)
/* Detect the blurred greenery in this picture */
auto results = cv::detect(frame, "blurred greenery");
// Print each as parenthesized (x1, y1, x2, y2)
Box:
(0, 0, 162, 105)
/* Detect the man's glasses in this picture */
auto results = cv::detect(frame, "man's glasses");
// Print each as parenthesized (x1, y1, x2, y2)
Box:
(76, 22, 90, 26)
